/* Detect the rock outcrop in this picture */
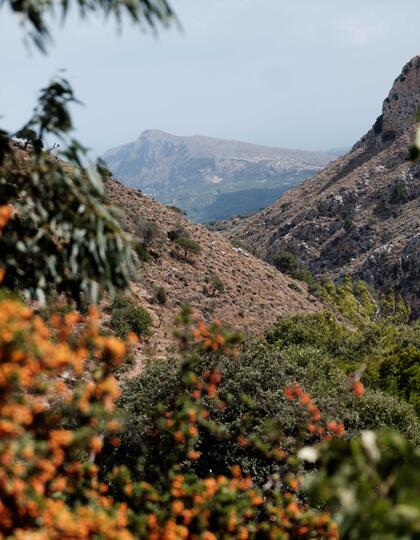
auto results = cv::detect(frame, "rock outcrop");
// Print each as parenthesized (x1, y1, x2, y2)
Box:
(225, 57, 420, 315)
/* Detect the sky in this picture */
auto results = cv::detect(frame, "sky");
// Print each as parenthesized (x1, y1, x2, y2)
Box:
(0, 0, 419, 157)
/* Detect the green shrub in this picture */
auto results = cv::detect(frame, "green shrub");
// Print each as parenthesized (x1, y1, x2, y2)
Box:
(134, 242, 151, 263)
(207, 273, 225, 296)
(175, 236, 202, 260)
(305, 430, 420, 540)
(271, 250, 300, 275)
(154, 285, 168, 305)
(110, 294, 152, 337)
(168, 205, 186, 215)
(111, 338, 420, 486)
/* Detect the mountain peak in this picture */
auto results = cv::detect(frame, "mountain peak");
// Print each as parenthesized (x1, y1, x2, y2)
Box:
(139, 129, 174, 139)
(359, 55, 420, 151)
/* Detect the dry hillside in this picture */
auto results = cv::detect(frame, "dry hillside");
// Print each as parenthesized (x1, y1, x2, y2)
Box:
(105, 178, 321, 356)
(225, 56, 420, 314)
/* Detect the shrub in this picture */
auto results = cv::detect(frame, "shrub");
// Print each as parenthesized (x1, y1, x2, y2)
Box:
(134, 242, 151, 263)
(207, 273, 225, 296)
(135, 219, 161, 246)
(168, 205, 186, 215)
(305, 430, 420, 540)
(272, 250, 300, 275)
(111, 336, 420, 488)
(175, 236, 202, 260)
(0, 297, 132, 538)
(110, 293, 152, 337)
(154, 285, 168, 305)
(167, 225, 188, 241)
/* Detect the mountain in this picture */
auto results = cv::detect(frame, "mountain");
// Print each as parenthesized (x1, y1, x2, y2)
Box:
(225, 56, 420, 314)
(102, 130, 335, 222)
(104, 177, 322, 356)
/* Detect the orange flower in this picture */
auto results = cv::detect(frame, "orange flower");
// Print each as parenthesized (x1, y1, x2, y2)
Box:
(352, 380, 365, 397)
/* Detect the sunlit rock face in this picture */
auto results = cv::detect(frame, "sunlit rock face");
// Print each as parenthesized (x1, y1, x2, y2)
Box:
(225, 57, 420, 315)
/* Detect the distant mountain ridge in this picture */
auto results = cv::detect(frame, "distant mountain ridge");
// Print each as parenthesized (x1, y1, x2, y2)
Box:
(103, 130, 336, 222)
(225, 56, 420, 314)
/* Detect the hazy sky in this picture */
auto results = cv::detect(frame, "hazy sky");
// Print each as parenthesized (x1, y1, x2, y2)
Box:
(0, 0, 419, 156)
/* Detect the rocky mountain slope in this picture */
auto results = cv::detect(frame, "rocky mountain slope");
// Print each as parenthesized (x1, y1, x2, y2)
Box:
(225, 56, 420, 314)
(104, 177, 321, 356)
(103, 130, 335, 222)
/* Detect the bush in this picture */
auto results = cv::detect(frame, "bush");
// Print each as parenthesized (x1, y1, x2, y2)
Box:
(175, 236, 202, 260)
(134, 242, 151, 263)
(272, 250, 300, 275)
(111, 337, 420, 487)
(167, 225, 188, 241)
(110, 293, 152, 337)
(154, 285, 168, 305)
(305, 430, 420, 540)
(135, 219, 161, 246)
(207, 273, 225, 296)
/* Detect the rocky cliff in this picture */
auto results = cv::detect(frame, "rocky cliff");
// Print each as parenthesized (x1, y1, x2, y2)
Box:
(103, 130, 335, 222)
(225, 56, 420, 314)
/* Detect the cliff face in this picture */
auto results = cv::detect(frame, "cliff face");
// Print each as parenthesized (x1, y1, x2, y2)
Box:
(225, 57, 420, 314)
(103, 130, 335, 222)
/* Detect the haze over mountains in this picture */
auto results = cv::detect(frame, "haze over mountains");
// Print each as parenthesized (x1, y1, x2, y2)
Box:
(225, 56, 420, 314)
(103, 131, 335, 222)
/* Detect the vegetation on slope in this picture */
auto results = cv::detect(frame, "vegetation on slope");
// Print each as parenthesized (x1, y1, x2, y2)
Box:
(0, 0, 419, 539)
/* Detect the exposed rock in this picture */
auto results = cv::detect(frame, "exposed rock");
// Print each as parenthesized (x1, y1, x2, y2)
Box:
(225, 56, 420, 315)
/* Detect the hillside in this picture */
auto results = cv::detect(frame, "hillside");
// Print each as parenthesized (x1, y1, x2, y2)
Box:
(102, 130, 335, 222)
(104, 177, 321, 356)
(225, 56, 420, 314)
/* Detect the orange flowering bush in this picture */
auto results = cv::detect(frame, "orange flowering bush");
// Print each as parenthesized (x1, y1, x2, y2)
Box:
(0, 294, 134, 539)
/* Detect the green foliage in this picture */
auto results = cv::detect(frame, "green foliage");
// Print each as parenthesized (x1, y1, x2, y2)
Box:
(272, 250, 300, 275)
(3, 0, 175, 53)
(207, 273, 225, 296)
(168, 205, 186, 215)
(320, 276, 410, 326)
(0, 78, 132, 304)
(271, 250, 317, 290)
(110, 293, 152, 337)
(266, 311, 358, 359)
(110, 338, 420, 488)
(167, 225, 188, 241)
(305, 430, 420, 540)
(14, 127, 43, 150)
(154, 285, 168, 305)
(175, 236, 202, 260)
(267, 280, 420, 415)
(377, 347, 420, 413)
(134, 242, 151, 263)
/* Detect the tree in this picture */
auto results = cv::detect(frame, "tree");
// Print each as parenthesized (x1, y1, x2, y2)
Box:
(14, 127, 43, 150)
(2, 0, 175, 53)
(175, 236, 202, 260)
(0, 80, 133, 303)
